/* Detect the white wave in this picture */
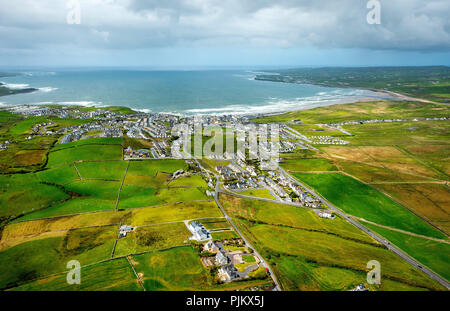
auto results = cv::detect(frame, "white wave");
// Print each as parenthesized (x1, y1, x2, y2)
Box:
(39, 87, 58, 93)
(182, 91, 369, 116)
(2, 83, 30, 90)
(135, 108, 152, 113)
(58, 101, 99, 107)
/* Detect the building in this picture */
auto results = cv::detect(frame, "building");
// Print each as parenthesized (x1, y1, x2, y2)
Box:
(203, 240, 219, 253)
(188, 222, 211, 241)
(218, 265, 239, 282)
(317, 211, 335, 219)
(216, 251, 230, 265)
(119, 225, 134, 238)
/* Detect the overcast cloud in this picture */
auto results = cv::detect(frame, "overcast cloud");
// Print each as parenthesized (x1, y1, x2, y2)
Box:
(0, 0, 449, 66)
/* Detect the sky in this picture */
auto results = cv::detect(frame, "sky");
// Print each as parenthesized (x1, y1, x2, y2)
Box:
(0, 0, 449, 68)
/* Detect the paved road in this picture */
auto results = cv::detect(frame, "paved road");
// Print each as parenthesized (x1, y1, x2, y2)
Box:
(278, 165, 450, 289)
(194, 158, 282, 291)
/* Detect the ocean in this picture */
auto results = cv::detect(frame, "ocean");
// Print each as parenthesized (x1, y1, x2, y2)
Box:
(0, 69, 394, 115)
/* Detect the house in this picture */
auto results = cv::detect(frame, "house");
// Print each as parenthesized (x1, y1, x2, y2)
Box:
(119, 225, 134, 238)
(216, 251, 230, 265)
(317, 211, 335, 219)
(203, 240, 219, 253)
(188, 222, 211, 241)
(172, 169, 185, 178)
(218, 265, 239, 282)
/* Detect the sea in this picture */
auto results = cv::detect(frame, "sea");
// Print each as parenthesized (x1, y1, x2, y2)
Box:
(0, 69, 395, 115)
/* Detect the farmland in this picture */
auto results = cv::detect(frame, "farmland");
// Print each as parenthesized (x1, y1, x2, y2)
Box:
(9, 258, 142, 291)
(0, 97, 449, 291)
(363, 223, 450, 281)
(218, 194, 444, 291)
(292, 172, 446, 239)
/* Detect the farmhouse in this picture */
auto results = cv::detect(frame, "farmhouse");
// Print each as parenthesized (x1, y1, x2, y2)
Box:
(119, 225, 134, 237)
(317, 211, 335, 219)
(188, 222, 211, 241)
(203, 240, 219, 253)
(216, 251, 230, 265)
(218, 265, 239, 282)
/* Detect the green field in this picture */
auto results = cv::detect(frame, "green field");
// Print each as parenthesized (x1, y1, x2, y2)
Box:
(235, 219, 443, 291)
(10, 258, 142, 291)
(114, 223, 190, 256)
(292, 172, 446, 239)
(0, 173, 70, 218)
(52, 137, 123, 151)
(239, 189, 276, 200)
(131, 246, 210, 291)
(280, 158, 337, 172)
(118, 185, 209, 209)
(211, 230, 238, 240)
(47, 145, 123, 167)
(168, 174, 207, 187)
(76, 161, 128, 180)
(127, 160, 188, 177)
(363, 223, 450, 281)
(219, 194, 444, 291)
(0, 226, 117, 290)
(36, 165, 80, 185)
(128, 201, 222, 226)
(16, 198, 116, 221)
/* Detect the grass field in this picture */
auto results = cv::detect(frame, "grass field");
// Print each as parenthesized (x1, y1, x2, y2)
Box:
(131, 246, 210, 291)
(374, 183, 450, 235)
(9, 258, 142, 291)
(363, 223, 450, 281)
(211, 230, 239, 240)
(200, 218, 230, 230)
(292, 172, 446, 239)
(323, 145, 443, 180)
(128, 201, 222, 226)
(47, 145, 123, 167)
(219, 193, 377, 244)
(4, 211, 125, 238)
(238, 189, 276, 200)
(76, 161, 128, 180)
(344, 120, 450, 147)
(235, 219, 443, 291)
(280, 158, 337, 172)
(36, 165, 80, 185)
(15, 198, 116, 221)
(52, 137, 123, 151)
(118, 185, 209, 209)
(219, 194, 444, 290)
(127, 160, 187, 177)
(0, 226, 117, 289)
(168, 174, 207, 187)
(114, 223, 190, 256)
(0, 174, 70, 218)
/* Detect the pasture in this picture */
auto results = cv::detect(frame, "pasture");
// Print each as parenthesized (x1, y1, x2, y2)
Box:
(292, 172, 446, 239)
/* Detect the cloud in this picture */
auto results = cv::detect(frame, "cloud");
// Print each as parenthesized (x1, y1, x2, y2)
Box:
(0, 0, 449, 66)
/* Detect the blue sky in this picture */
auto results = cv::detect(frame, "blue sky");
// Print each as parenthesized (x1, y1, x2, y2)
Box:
(1, 0, 449, 68)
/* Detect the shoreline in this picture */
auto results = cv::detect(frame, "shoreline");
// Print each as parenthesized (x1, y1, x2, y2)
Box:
(0, 94, 397, 119)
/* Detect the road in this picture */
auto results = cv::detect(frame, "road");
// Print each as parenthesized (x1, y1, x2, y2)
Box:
(278, 165, 450, 289)
(194, 158, 282, 291)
